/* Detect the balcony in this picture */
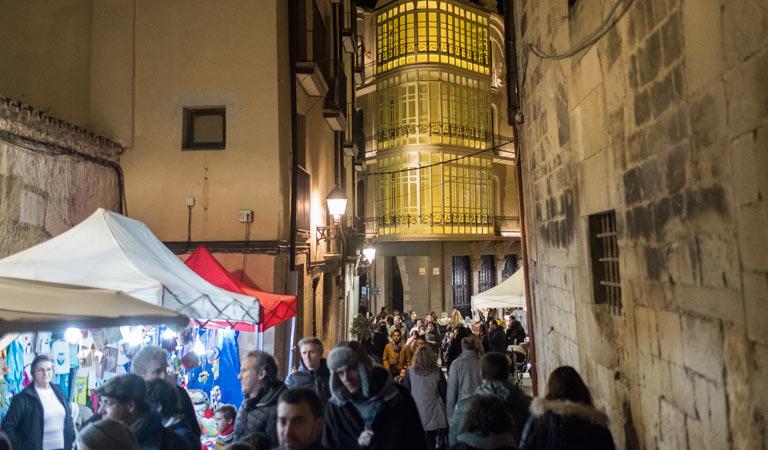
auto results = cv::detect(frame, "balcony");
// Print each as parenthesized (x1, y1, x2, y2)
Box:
(323, 69, 347, 131)
(296, 0, 330, 97)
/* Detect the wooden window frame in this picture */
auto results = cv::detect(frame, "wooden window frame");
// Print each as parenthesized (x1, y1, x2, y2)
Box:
(182, 107, 226, 150)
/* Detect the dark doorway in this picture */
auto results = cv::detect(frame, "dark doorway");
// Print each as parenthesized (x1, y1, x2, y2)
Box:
(452, 256, 471, 317)
(478, 255, 497, 293)
(392, 257, 404, 313)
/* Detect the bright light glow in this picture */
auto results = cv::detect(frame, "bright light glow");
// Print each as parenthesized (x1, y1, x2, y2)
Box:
(362, 247, 376, 262)
(500, 231, 522, 237)
(326, 186, 348, 221)
(64, 328, 82, 345)
(162, 329, 177, 340)
(193, 340, 205, 356)
(120, 326, 144, 346)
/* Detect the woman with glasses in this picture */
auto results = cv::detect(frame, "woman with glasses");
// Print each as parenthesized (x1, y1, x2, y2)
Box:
(1, 355, 75, 450)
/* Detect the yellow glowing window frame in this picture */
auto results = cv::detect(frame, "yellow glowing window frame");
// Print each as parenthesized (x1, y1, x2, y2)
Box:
(375, 0, 490, 76)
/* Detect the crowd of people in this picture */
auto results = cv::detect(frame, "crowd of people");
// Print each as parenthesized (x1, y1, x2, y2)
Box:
(0, 309, 616, 450)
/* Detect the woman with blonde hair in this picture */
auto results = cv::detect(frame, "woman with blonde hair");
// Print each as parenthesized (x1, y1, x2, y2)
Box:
(405, 346, 448, 450)
(77, 419, 139, 450)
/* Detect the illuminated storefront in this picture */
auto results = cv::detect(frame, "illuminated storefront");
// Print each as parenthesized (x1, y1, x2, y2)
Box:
(371, 0, 494, 238)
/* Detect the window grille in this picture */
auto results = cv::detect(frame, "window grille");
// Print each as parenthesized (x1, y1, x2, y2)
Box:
(501, 254, 518, 280)
(478, 255, 496, 293)
(589, 211, 621, 314)
(452, 255, 471, 317)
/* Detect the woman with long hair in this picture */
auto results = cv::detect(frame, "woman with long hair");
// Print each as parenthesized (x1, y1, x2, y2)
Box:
(520, 366, 615, 450)
(406, 346, 448, 450)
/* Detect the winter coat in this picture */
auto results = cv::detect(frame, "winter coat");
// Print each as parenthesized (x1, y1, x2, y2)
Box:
(449, 432, 519, 450)
(488, 328, 507, 353)
(506, 323, 526, 346)
(372, 329, 389, 360)
(176, 385, 202, 441)
(407, 368, 448, 431)
(131, 410, 189, 450)
(322, 365, 428, 450)
(162, 414, 199, 450)
(446, 349, 482, 414)
(445, 328, 471, 371)
(286, 358, 332, 402)
(381, 342, 412, 373)
(0, 383, 75, 450)
(234, 380, 288, 448)
(519, 398, 615, 450)
(449, 380, 531, 446)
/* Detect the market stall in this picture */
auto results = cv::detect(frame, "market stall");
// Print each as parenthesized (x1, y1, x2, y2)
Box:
(471, 269, 527, 329)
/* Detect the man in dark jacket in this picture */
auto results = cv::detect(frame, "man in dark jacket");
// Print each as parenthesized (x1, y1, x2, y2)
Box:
(235, 350, 288, 447)
(276, 388, 332, 450)
(286, 337, 331, 403)
(131, 346, 201, 442)
(322, 344, 427, 450)
(506, 316, 527, 345)
(96, 373, 187, 450)
(488, 320, 507, 353)
(1, 373, 75, 450)
(449, 352, 532, 446)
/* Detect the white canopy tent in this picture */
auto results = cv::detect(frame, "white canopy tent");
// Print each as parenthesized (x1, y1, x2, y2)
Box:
(0, 276, 188, 334)
(471, 269, 527, 309)
(0, 209, 259, 323)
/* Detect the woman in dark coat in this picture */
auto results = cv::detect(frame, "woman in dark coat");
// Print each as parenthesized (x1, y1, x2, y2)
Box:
(520, 366, 615, 450)
(1, 355, 75, 450)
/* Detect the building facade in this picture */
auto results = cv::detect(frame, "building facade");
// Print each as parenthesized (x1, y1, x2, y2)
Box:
(514, 0, 768, 448)
(0, 0, 363, 371)
(356, 0, 520, 317)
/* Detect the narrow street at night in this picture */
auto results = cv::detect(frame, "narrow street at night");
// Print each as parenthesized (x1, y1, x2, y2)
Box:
(0, 1, 766, 449)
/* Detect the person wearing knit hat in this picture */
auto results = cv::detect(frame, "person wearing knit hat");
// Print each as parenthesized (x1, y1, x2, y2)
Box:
(322, 343, 428, 450)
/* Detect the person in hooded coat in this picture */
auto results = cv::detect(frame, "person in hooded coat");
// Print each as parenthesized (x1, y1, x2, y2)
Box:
(322, 343, 428, 450)
(449, 353, 531, 446)
(449, 396, 519, 450)
(286, 337, 331, 403)
(519, 366, 615, 450)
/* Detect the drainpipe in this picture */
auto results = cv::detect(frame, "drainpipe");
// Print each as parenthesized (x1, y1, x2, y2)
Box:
(506, 0, 538, 395)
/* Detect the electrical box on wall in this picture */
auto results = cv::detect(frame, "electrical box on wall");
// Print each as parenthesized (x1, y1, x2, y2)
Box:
(238, 210, 254, 223)
(185, 196, 195, 207)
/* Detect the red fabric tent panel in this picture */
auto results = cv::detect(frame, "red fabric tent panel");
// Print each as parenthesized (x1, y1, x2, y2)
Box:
(184, 245, 297, 332)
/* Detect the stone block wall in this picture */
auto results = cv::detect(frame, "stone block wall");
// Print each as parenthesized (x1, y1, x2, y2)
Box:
(514, 0, 768, 448)
(0, 97, 122, 258)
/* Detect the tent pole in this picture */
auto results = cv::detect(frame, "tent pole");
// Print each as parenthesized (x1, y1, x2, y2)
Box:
(287, 317, 297, 372)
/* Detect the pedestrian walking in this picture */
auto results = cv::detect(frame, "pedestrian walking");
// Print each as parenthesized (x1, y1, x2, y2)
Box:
(286, 337, 332, 403)
(519, 366, 615, 450)
(382, 329, 412, 377)
(446, 337, 482, 416)
(276, 388, 331, 450)
(448, 396, 519, 450)
(444, 326, 472, 371)
(487, 321, 507, 354)
(405, 347, 448, 450)
(322, 343, 427, 450)
(235, 351, 288, 448)
(76, 419, 140, 450)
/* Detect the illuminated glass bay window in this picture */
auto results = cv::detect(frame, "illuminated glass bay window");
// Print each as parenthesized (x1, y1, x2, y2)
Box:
(371, 0, 495, 238)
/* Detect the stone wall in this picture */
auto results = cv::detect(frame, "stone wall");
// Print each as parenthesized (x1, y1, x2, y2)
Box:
(0, 97, 122, 257)
(515, 0, 768, 449)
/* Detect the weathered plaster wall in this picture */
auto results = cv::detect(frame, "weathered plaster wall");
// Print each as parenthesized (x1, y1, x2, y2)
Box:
(0, 98, 122, 258)
(516, 0, 768, 449)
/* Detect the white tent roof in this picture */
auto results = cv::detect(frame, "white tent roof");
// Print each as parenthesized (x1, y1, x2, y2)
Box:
(0, 276, 188, 333)
(471, 269, 526, 309)
(0, 209, 259, 323)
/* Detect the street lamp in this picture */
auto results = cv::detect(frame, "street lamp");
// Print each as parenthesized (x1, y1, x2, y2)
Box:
(326, 186, 348, 222)
(362, 246, 376, 262)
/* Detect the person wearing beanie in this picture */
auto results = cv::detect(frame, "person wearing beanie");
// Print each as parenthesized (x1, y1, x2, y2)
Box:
(322, 343, 427, 450)
(77, 419, 140, 450)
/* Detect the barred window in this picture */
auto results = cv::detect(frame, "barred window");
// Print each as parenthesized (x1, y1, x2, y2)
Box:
(589, 211, 621, 314)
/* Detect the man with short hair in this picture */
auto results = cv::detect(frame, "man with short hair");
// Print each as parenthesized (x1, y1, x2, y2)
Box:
(448, 352, 531, 445)
(286, 337, 331, 402)
(488, 319, 507, 353)
(322, 344, 427, 450)
(446, 337, 482, 415)
(389, 314, 408, 336)
(381, 329, 412, 376)
(96, 374, 186, 450)
(131, 346, 201, 441)
(235, 351, 288, 447)
(276, 388, 331, 450)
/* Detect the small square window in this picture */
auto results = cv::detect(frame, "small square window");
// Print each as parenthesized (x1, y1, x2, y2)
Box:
(182, 107, 226, 150)
(589, 211, 622, 314)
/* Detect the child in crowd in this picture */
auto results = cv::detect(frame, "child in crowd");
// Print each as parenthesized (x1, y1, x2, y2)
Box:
(214, 404, 237, 450)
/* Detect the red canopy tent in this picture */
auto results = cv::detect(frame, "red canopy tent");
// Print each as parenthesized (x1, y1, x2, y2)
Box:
(184, 245, 297, 332)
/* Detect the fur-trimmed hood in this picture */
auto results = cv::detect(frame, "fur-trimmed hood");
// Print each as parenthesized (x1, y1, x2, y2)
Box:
(530, 398, 609, 427)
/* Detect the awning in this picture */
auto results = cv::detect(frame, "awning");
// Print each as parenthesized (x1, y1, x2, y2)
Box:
(0, 209, 259, 323)
(471, 269, 527, 309)
(184, 245, 297, 332)
(0, 276, 188, 334)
